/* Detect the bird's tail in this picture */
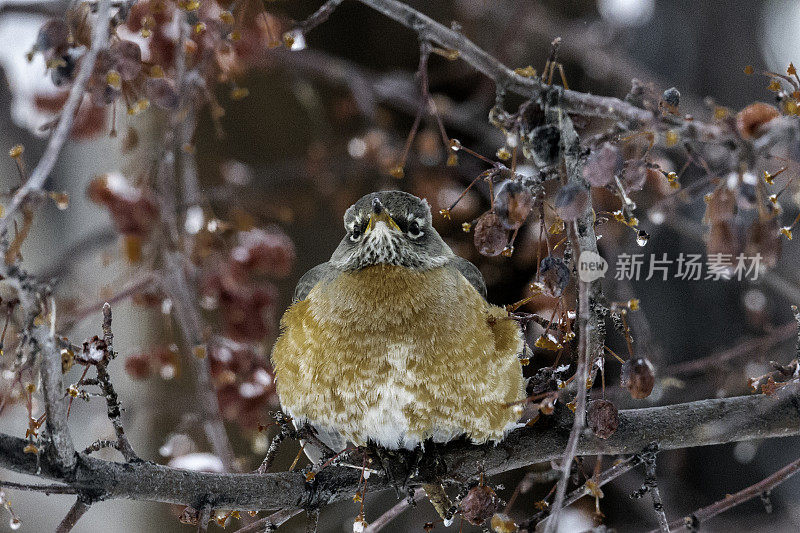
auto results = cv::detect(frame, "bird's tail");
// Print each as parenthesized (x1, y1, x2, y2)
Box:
(422, 483, 456, 526)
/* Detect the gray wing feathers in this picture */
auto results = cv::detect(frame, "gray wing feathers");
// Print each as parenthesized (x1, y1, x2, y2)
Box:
(451, 256, 487, 299)
(293, 263, 336, 302)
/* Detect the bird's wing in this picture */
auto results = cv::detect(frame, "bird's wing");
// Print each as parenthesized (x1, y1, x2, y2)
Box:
(451, 256, 487, 299)
(293, 262, 337, 302)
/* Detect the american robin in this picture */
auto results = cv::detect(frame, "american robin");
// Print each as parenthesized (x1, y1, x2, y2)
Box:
(271, 190, 524, 501)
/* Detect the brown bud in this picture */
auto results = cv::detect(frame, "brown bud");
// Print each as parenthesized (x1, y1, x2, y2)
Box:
(587, 399, 619, 439)
(495, 180, 535, 230)
(145, 77, 179, 110)
(461, 485, 499, 526)
(554, 182, 588, 221)
(474, 212, 508, 257)
(736, 102, 779, 139)
(583, 143, 623, 187)
(538, 256, 570, 298)
(621, 357, 655, 399)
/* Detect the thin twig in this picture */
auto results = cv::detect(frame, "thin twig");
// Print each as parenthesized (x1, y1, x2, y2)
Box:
(653, 456, 800, 533)
(55, 496, 92, 533)
(666, 321, 798, 376)
(297, 0, 345, 34)
(0, 480, 77, 494)
(95, 304, 138, 462)
(232, 508, 304, 533)
(197, 503, 211, 533)
(0, 0, 112, 235)
(363, 488, 425, 533)
(160, 253, 236, 471)
(530, 454, 645, 528)
(543, 96, 605, 533)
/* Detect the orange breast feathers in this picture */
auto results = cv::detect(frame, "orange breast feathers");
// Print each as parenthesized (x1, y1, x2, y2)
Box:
(271, 264, 525, 449)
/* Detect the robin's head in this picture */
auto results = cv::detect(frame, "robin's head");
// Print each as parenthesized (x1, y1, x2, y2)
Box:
(329, 191, 452, 270)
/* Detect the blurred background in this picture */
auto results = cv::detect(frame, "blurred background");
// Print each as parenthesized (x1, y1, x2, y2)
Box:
(2, 0, 800, 531)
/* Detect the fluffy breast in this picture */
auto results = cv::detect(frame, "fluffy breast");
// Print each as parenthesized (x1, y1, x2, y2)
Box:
(271, 264, 524, 449)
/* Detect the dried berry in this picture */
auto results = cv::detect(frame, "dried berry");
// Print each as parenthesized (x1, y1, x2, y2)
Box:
(736, 102, 779, 139)
(490, 512, 518, 533)
(474, 212, 508, 257)
(110, 39, 143, 81)
(587, 399, 619, 439)
(620, 357, 655, 399)
(704, 187, 737, 224)
(231, 228, 296, 278)
(538, 255, 570, 298)
(553, 182, 588, 221)
(583, 143, 622, 187)
(524, 124, 560, 167)
(87, 173, 158, 237)
(35, 19, 70, 59)
(494, 180, 535, 230)
(661, 87, 681, 110)
(461, 484, 499, 526)
(145, 77, 180, 110)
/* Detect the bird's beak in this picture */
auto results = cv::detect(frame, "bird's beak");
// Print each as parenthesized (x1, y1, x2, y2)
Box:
(366, 197, 401, 233)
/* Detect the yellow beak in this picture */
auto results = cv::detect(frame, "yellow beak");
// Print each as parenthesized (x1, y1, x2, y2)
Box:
(366, 210, 401, 233)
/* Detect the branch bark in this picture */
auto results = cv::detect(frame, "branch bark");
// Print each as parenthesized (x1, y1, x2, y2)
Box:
(0, 387, 798, 511)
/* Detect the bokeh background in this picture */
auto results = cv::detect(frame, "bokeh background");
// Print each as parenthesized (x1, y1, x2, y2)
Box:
(2, 0, 800, 531)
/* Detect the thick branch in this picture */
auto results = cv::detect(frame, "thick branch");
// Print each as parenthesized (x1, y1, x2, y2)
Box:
(0, 389, 798, 511)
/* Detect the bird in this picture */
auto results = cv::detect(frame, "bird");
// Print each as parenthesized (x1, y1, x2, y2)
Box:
(270, 190, 525, 492)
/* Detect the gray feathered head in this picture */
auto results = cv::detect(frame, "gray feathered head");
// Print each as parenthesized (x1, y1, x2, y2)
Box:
(329, 191, 453, 270)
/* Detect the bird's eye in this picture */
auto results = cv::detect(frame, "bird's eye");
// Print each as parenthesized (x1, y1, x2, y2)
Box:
(350, 227, 362, 242)
(408, 220, 422, 238)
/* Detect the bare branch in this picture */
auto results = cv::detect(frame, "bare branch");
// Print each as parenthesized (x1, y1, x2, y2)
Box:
(363, 488, 425, 533)
(353, 0, 721, 137)
(55, 497, 92, 533)
(94, 303, 139, 462)
(0, 388, 798, 512)
(233, 508, 304, 533)
(160, 253, 236, 471)
(0, 480, 76, 494)
(543, 95, 605, 533)
(655, 456, 800, 533)
(0, 0, 112, 235)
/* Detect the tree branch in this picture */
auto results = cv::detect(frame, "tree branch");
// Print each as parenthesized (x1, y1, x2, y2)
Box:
(655, 455, 800, 533)
(0, 388, 798, 511)
(55, 496, 92, 533)
(0, 0, 112, 235)
(353, 0, 721, 137)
